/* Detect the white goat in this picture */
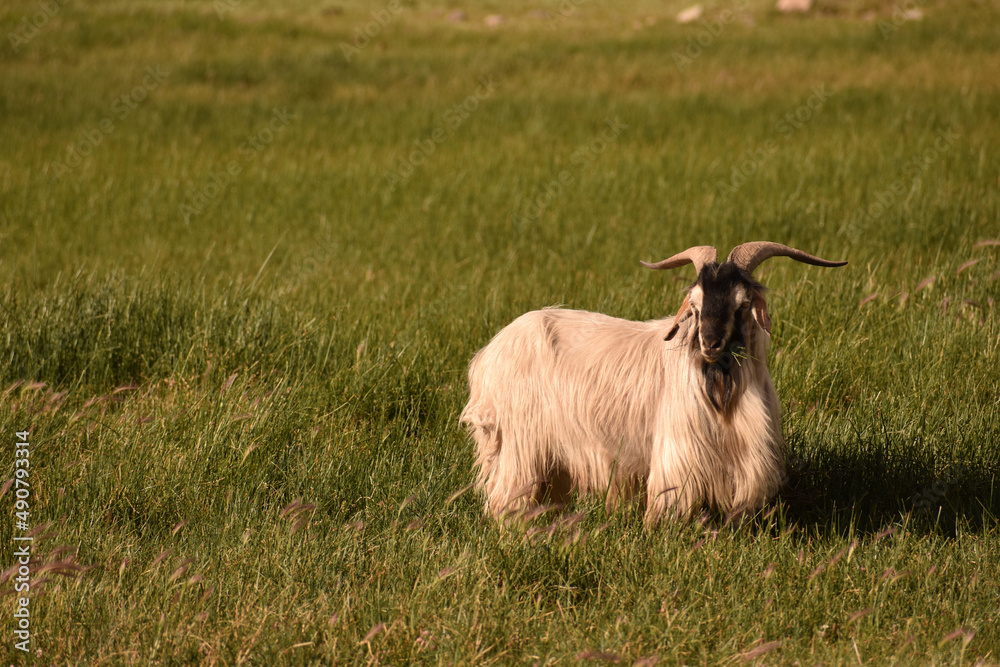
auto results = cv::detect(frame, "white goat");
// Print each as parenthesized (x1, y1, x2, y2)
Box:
(460, 242, 846, 523)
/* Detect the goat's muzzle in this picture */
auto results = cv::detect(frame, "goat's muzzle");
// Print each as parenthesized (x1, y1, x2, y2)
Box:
(700, 348, 726, 365)
(699, 329, 735, 366)
(701, 339, 743, 374)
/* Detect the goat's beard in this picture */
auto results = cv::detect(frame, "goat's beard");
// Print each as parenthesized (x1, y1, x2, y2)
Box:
(696, 330, 747, 414)
(702, 361, 736, 413)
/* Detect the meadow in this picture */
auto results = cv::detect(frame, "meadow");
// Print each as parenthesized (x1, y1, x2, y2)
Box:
(1, 0, 999, 663)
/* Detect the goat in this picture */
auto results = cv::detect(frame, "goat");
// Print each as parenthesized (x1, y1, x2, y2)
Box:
(460, 242, 847, 523)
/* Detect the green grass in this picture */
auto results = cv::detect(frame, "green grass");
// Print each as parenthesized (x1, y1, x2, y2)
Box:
(1, 0, 999, 664)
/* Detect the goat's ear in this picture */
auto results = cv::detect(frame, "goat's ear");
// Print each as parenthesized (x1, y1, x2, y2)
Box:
(665, 294, 692, 341)
(751, 292, 771, 334)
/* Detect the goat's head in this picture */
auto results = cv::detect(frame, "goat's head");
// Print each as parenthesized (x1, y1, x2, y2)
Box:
(643, 242, 847, 367)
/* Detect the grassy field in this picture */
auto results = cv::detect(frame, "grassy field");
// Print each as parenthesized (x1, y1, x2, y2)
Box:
(2, 0, 999, 664)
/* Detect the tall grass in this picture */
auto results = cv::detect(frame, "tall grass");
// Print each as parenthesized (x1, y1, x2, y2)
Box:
(1, 0, 998, 663)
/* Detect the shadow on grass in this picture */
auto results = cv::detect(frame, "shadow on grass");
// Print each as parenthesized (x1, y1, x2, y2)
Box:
(779, 437, 999, 537)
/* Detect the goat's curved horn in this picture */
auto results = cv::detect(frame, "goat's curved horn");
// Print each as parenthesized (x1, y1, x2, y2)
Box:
(641, 245, 717, 274)
(727, 242, 847, 274)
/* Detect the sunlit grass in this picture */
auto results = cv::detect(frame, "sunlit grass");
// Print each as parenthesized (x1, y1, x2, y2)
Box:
(1, 0, 999, 663)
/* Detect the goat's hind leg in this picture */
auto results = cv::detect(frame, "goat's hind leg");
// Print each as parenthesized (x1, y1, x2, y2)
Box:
(476, 427, 543, 519)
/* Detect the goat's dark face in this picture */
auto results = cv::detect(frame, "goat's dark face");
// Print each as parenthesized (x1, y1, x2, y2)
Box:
(646, 242, 846, 415)
(646, 242, 845, 412)
(667, 262, 769, 366)
(663, 262, 769, 413)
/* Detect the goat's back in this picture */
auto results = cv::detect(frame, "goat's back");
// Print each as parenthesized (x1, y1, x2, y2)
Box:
(461, 308, 674, 500)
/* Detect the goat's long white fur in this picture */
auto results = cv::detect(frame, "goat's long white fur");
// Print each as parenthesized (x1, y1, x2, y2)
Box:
(460, 306, 785, 522)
